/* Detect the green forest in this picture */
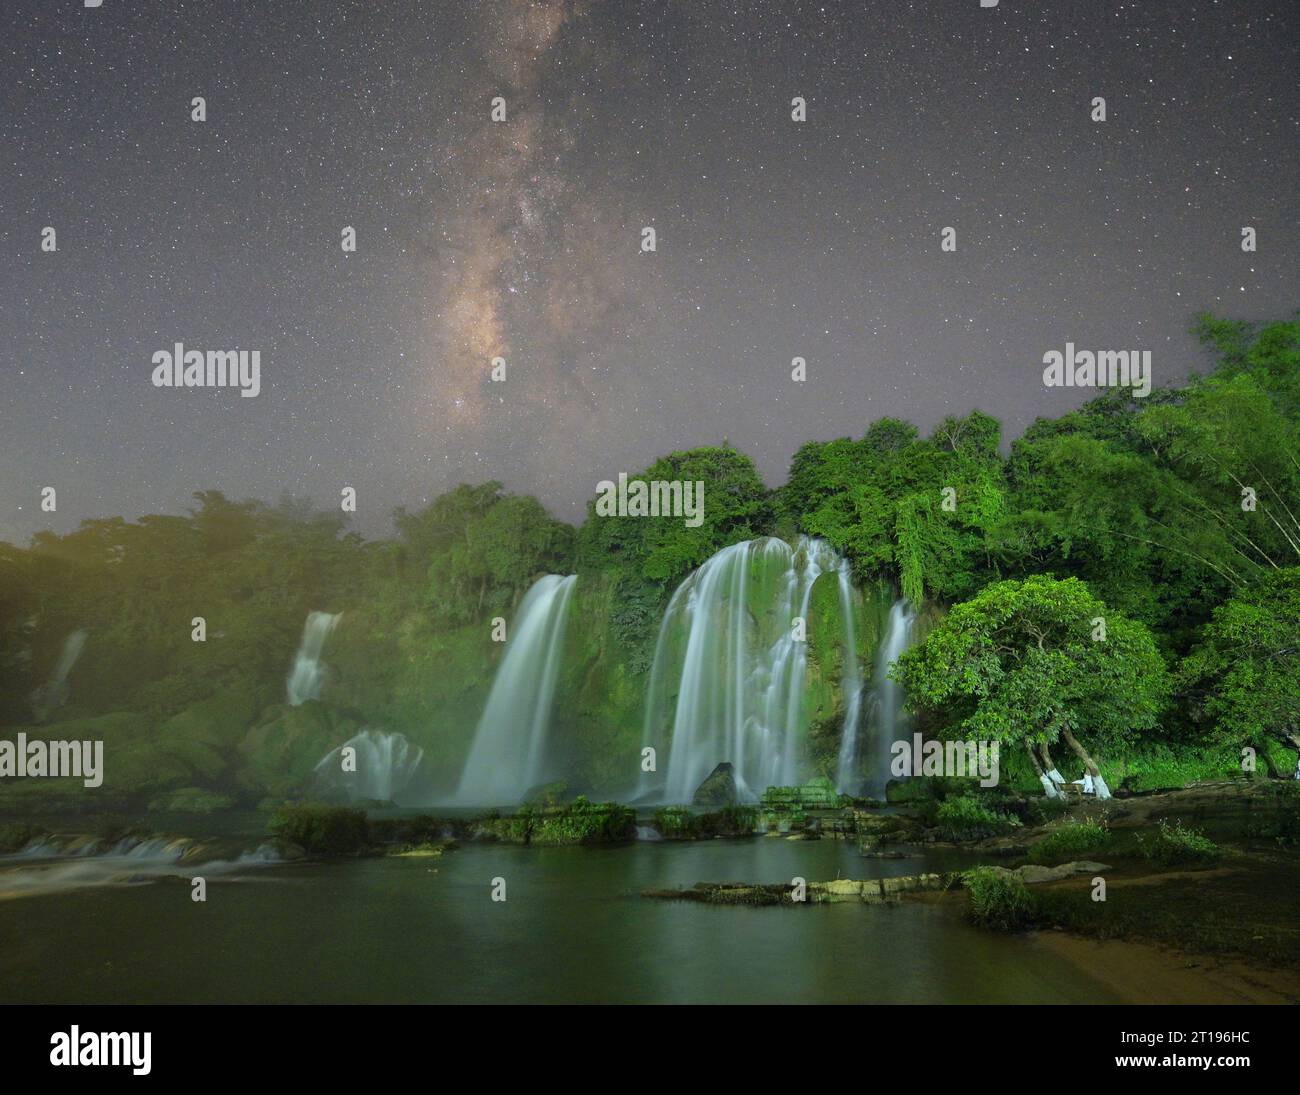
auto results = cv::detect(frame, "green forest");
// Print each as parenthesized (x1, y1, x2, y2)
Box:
(2, 312, 1297, 812)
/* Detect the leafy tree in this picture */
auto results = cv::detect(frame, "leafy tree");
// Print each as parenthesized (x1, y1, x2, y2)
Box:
(1178, 568, 1300, 776)
(417, 484, 575, 624)
(893, 576, 1170, 798)
(575, 445, 772, 584)
(781, 411, 1005, 604)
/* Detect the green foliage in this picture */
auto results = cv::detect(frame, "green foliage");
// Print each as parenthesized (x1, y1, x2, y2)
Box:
(1178, 568, 1300, 761)
(894, 575, 1170, 762)
(0, 311, 1296, 811)
(1138, 819, 1220, 866)
(576, 446, 773, 584)
(780, 411, 1005, 604)
(933, 794, 1021, 841)
(962, 867, 1038, 931)
(268, 803, 369, 856)
(530, 796, 636, 845)
(605, 571, 668, 674)
(651, 804, 758, 839)
(412, 483, 575, 625)
(1028, 817, 1112, 864)
(1109, 742, 1252, 792)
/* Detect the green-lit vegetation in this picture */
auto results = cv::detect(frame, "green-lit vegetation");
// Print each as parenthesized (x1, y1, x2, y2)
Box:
(1138, 819, 1221, 866)
(0, 313, 1296, 810)
(268, 804, 369, 856)
(1027, 818, 1112, 864)
(652, 804, 758, 839)
(962, 867, 1038, 931)
(933, 795, 1021, 842)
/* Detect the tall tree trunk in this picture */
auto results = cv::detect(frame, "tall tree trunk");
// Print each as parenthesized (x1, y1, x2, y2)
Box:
(1038, 742, 1066, 786)
(1060, 726, 1111, 800)
(1026, 742, 1060, 799)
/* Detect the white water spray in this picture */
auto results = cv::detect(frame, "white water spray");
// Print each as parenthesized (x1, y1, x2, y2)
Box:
(286, 611, 341, 705)
(860, 599, 915, 800)
(30, 629, 87, 720)
(454, 574, 578, 805)
(313, 729, 424, 803)
(642, 537, 862, 803)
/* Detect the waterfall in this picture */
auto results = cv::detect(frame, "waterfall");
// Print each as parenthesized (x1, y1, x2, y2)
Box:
(833, 567, 865, 793)
(860, 599, 916, 800)
(313, 729, 425, 803)
(286, 611, 341, 705)
(30, 629, 88, 720)
(453, 574, 578, 805)
(641, 537, 862, 804)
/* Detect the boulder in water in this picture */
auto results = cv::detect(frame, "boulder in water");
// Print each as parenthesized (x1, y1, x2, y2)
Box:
(692, 762, 738, 806)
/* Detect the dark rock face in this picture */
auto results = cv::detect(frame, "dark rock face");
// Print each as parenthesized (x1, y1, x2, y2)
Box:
(692, 762, 738, 806)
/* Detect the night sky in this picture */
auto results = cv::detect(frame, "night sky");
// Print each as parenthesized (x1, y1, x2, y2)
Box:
(2, 0, 1296, 544)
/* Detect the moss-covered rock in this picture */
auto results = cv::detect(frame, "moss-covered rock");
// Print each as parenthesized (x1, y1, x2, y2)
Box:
(267, 803, 370, 856)
(523, 780, 572, 808)
(531, 797, 636, 845)
(692, 762, 738, 806)
(652, 804, 759, 839)
(237, 701, 365, 799)
(470, 798, 636, 845)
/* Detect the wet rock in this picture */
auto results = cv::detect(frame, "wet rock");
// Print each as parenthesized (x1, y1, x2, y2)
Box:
(643, 871, 955, 906)
(692, 763, 738, 806)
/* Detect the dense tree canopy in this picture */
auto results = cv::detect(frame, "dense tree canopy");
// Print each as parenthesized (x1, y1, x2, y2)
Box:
(892, 576, 1170, 798)
(779, 410, 1005, 605)
(1178, 568, 1300, 774)
(575, 445, 772, 583)
(2, 312, 1297, 780)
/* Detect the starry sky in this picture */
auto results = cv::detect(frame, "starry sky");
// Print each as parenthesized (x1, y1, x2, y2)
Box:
(2, 0, 1296, 544)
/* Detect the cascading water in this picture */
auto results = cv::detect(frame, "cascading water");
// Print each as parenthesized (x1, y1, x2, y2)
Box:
(641, 537, 862, 803)
(453, 574, 578, 805)
(286, 611, 341, 705)
(313, 729, 424, 803)
(860, 599, 915, 800)
(833, 567, 865, 793)
(30, 629, 87, 721)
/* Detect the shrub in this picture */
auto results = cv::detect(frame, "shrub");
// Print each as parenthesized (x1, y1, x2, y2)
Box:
(652, 805, 699, 839)
(1114, 744, 1247, 792)
(934, 795, 1020, 841)
(1138, 819, 1220, 866)
(962, 867, 1038, 931)
(653, 804, 759, 839)
(697, 805, 759, 837)
(268, 803, 369, 855)
(1028, 817, 1112, 864)
(531, 797, 636, 845)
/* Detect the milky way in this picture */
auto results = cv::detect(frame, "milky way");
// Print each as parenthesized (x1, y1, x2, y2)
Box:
(1, 0, 1296, 542)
